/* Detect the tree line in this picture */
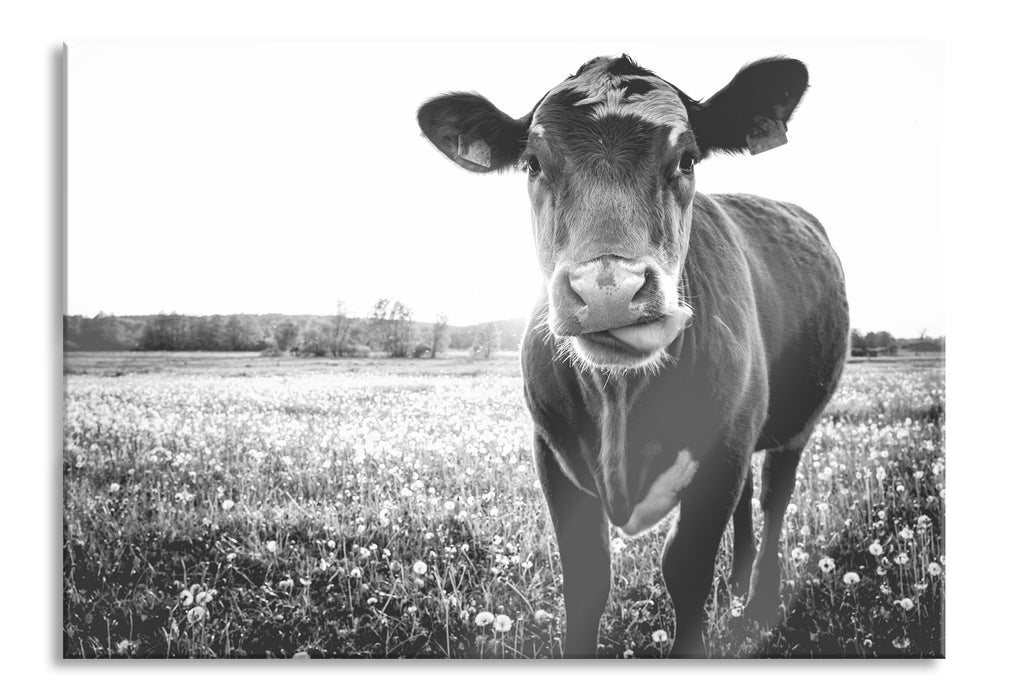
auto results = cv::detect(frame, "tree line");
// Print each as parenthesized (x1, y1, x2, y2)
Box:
(64, 301, 524, 357)
(850, 329, 944, 356)
(65, 313, 942, 358)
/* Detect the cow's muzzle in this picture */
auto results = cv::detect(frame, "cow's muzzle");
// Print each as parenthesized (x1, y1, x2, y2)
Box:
(549, 256, 691, 359)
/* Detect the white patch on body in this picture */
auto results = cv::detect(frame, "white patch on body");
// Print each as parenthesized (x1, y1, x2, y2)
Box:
(618, 449, 699, 538)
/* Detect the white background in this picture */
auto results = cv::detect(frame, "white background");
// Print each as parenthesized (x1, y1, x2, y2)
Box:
(67, 40, 942, 337)
(1, 1, 1005, 696)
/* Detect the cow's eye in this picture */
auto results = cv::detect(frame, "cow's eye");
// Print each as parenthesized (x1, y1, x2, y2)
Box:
(678, 153, 695, 174)
(525, 156, 541, 176)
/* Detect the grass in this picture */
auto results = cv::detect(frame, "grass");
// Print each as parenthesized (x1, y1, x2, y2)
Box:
(62, 352, 944, 658)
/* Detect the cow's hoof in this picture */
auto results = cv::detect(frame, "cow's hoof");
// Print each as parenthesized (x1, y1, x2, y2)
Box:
(743, 593, 782, 627)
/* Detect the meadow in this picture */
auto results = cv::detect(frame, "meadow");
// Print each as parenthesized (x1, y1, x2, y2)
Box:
(63, 351, 944, 658)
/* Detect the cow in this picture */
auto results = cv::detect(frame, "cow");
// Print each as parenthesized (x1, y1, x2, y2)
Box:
(417, 54, 849, 657)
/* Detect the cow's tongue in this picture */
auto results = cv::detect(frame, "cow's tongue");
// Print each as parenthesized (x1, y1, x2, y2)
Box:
(607, 308, 692, 353)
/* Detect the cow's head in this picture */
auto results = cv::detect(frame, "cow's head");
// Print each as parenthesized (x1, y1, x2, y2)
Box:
(419, 55, 807, 372)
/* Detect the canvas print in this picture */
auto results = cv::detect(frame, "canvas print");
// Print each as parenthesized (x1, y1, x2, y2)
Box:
(63, 41, 944, 658)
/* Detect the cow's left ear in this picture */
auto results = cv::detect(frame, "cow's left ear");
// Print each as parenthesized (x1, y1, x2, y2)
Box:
(417, 92, 531, 173)
(690, 57, 808, 157)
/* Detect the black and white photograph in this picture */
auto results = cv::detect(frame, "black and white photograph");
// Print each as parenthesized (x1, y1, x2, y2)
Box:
(60, 39, 945, 659)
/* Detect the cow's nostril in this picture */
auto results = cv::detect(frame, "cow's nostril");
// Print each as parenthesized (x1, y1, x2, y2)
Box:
(631, 268, 657, 304)
(564, 272, 587, 307)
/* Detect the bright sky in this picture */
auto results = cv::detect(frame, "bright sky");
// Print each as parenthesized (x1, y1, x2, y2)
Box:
(68, 41, 943, 337)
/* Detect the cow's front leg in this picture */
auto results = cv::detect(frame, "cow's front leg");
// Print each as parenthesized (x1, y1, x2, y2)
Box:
(534, 435, 611, 658)
(661, 451, 748, 657)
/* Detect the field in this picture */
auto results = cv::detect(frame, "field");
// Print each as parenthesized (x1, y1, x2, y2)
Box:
(63, 351, 944, 658)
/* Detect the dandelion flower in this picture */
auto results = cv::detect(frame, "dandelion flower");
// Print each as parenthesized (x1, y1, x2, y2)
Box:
(292, 651, 310, 659)
(443, 500, 456, 512)
(818, 557, 836, 574)
(652, 629, 669, 643)
(533, 609, 552, 624)
(730, 597, 744, 618)
(108, 482, 120, 494)
(899, 598, 915, 611)
(892, 636, 911, 650)
(898, 527, 913, 540)
(179, 589, 194, 607)
(786, 503, 798, 516)
(928, 562, 943, 576)
(894, 552, 910, 566)
(349, 567, 362, 579)
(868, 542, 884, 556)
(843, 572, 860, 585)
(475, 611, 494, 627)
(412, 560, 428, 576)
(226, 552, 237, 563)
(610, 537, 627, 554)
(266, 540, 277, 553)
(493, 614, 513, 633)
(186, 605, 207, 624)
(221, 499, 234, 511)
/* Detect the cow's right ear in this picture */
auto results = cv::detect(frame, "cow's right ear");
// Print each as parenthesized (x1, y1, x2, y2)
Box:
(417, 92, 530, 173)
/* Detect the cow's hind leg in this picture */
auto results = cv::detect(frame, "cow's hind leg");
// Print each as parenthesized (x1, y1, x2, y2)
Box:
(745, 445, 803, 625)
(728, 468, 755, 594)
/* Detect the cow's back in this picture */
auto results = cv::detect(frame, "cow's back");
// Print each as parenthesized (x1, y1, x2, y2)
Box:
(700, 193, 849, 450)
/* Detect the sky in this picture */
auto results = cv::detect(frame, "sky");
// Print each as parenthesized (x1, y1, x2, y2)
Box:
(67, 41, 944, 337)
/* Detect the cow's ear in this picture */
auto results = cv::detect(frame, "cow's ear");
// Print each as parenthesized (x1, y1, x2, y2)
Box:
(691, 57, 808, 157)
(418, 92, 530, 173)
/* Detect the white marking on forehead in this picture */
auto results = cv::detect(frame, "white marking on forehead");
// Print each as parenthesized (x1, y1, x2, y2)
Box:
(532, 59, 690, 130)
(618, 449, 699, 538)
(667, 122, 687, 148)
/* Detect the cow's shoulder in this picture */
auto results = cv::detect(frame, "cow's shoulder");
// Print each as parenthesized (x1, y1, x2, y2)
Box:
(701, 193, 833, 254)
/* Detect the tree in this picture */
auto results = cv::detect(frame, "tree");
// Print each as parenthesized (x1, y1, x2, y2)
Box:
(332, 301, 356, 357)
(864, 330, 895, 350)
(431, 313, 449, 359)
(299, 318, 334, 357)
(369, 298, 415, 358)
(850, 328, 867, 353)
(472, 321, 500, 359)
(273, 320, 300, 353)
